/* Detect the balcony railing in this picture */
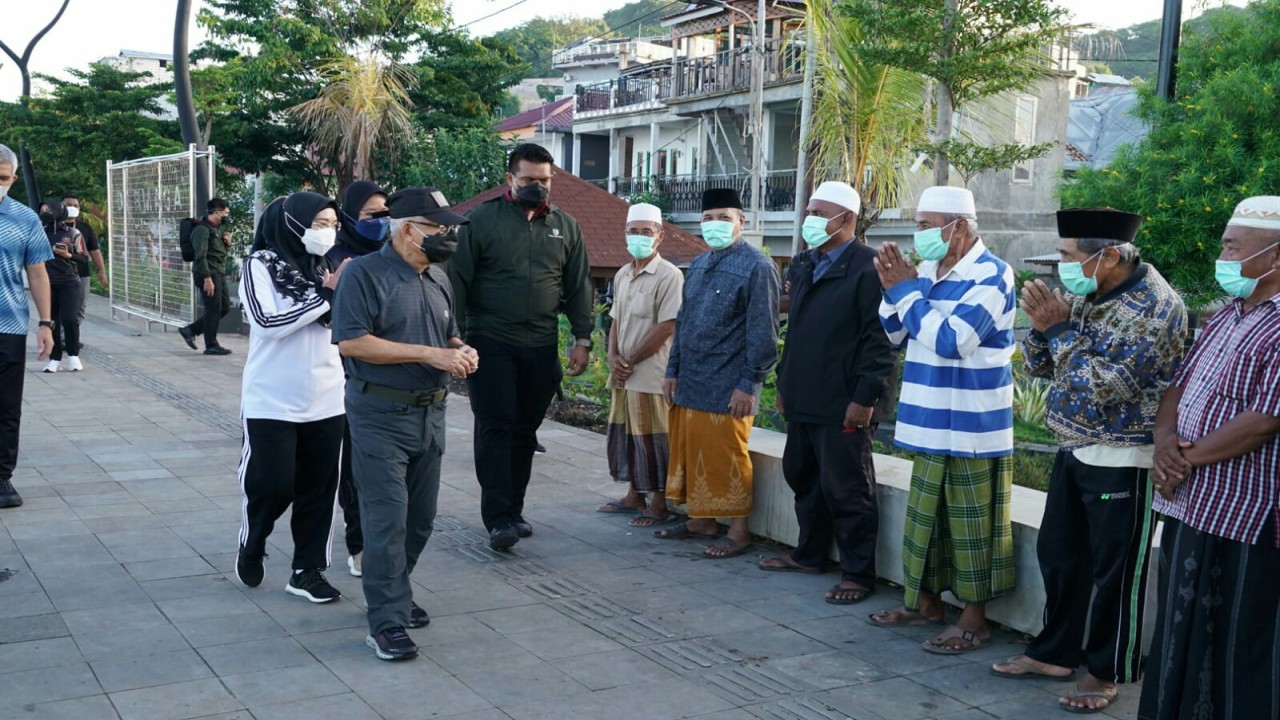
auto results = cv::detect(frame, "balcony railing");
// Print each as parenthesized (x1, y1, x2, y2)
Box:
(609, 171, 798, 213)
(573, 38, 803, 115)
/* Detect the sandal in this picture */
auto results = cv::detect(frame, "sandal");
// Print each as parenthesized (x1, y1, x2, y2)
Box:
(824, 581, 875, 605)
(865, 608, 945, 627)
(990, 655, 1075, 680)
(757, 556, 824, 574)
(629, 511, 679, 527)
(1059, 684, 1118, 714)
(922, 625, 990, 655)
(654, 523, 721, 540)
(703, 537, 753, 559)
(597, 500, 642, 514)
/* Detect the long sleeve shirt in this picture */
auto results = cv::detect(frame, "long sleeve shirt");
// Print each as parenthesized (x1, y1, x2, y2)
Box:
(1023, 263, 1186, 450)
(879, 239, 1016, 458)
(191, 220, 227, 280)
(666, 240, 780, 414)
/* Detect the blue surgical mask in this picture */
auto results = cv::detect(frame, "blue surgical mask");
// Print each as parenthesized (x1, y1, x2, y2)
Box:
(626, 234, 656, 260)
(801, 212, 847, 249)
(1057, 248, 1105, 296)
(701, 221, 736, 250)
(354, 217, 389, 242)
(1216, 241, 1280, 298)
(913, 219, 959, 261)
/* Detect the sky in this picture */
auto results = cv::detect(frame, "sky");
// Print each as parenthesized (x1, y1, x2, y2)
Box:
(0, 0, 1252, 101)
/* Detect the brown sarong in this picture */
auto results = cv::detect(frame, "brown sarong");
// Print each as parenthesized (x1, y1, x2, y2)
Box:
(606, 389, 671, 493)
(666, 406, 753, 519)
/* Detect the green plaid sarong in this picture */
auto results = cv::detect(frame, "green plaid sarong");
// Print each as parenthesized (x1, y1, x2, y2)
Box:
(902, 453, 1015, 609)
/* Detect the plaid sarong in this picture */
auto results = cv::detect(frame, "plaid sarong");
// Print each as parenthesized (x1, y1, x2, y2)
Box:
(902, 453, 1015, 608)
(606, 389, 671, 493)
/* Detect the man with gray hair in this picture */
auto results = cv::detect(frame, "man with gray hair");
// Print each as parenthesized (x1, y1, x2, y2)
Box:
(0, 144, 55, 508)
(991, 209, 1186, 714)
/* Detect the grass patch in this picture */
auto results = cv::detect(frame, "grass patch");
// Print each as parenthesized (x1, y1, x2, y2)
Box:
(1014, 420, 1057, 446)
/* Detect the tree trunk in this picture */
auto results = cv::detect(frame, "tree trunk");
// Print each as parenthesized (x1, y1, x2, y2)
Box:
(933, 0, 959, 186)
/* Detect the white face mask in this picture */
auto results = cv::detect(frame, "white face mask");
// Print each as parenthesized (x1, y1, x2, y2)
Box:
(0, 185, 9, 201)
(302, 227, 337, 256)
(65, 206, 80, 219)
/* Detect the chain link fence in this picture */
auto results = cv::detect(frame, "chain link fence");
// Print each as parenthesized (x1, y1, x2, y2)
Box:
(107, 147, 216, 327)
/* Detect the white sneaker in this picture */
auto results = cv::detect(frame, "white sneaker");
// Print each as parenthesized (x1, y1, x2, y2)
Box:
(66, 356, 83, 372)
(43, 360, 60, 373)
(348, 553, 362, 577)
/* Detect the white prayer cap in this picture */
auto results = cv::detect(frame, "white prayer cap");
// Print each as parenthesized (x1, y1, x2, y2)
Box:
(1227, 196, 1280, 231)
(918, 185, 976, 216)
(810, 181, 861, 214)
(626, 203, 663, 225)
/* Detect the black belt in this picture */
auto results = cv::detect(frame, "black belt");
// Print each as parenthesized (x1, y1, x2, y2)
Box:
(357, 381, 447, 407)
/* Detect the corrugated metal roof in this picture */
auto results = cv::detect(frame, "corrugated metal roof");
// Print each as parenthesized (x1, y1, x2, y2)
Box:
(498, 97, 575, 133)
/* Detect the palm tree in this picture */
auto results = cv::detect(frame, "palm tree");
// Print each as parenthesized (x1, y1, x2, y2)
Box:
(290, 53, 418, 192)
(804, 0, 928, 235)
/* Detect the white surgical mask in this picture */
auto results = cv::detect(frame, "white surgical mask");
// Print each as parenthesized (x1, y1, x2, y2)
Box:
(65, 206, 80, 219)
(302, 227, 337, 256)
(0, 185, 9, 202)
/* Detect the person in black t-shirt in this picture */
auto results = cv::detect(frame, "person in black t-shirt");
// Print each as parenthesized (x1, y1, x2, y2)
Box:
(38, 200, 88, 373)
(60, 195, 107, 324)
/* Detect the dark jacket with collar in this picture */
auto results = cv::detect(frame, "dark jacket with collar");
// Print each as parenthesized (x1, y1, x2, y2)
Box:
(777, 241, 898, 426)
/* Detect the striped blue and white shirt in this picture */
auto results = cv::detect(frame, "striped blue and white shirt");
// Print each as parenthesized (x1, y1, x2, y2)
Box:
(879, 239, 1016, 458)
(0, 196, 55, 336)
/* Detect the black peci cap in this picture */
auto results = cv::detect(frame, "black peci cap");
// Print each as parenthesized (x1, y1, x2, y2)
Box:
(387, 187, 470, 226)
(1056, 208, 1142, 243)
(701, 188, 743, 212)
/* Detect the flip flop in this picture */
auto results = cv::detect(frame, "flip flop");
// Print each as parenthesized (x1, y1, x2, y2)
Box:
(921, 626, 990, 655)
(629, 511, 680, 527)
(654, 523, 721, 540)
(990, 655, 1076, 681)
(703, 537, 753, 559)
(865, 608, 946, 627)
(824, 582, 875, 605)
(597, 501, 641, 514)
(1059, 685, 1118, 714)
(757, 556, 825, 574)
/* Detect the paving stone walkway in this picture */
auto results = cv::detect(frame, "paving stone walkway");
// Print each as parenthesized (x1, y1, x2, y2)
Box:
(0, 296, 1141, 720)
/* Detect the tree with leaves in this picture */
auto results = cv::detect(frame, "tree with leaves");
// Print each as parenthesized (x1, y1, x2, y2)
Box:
(489, 16, 610, 81)
(603, 0, 674, 38)
(843, 0, 1075, 186)
(391, 126, 513, 204)
(1060, 0, 1280, 309)
(0, 0, 71, 206)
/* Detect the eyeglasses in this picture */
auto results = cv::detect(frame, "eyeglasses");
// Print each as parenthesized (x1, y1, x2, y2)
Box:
(311, 220, 341, 231)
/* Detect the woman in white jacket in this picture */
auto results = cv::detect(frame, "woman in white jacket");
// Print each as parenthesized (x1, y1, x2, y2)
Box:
(234, 193, 348, 602)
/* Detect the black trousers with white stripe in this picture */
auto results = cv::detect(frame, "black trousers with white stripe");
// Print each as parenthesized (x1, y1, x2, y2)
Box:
(1026, 450, 1155, 683)
(238, 415, 345, 570)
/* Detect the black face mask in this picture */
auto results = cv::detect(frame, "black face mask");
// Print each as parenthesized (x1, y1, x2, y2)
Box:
(39, 211, 55, 227)
(514, 183, 548, 208)
(416, 227, 458, 264)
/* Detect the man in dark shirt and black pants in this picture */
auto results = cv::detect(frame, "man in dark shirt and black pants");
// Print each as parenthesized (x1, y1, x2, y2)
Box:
(758, 182, 897, 604)
(333, 187, 478, 661)
(449, 143, 594, 551)
(179, 198, 232, 355)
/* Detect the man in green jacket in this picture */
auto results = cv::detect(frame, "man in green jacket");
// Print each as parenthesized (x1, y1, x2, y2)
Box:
(179, 198, 232, 355)
(448, 143, 594, 550)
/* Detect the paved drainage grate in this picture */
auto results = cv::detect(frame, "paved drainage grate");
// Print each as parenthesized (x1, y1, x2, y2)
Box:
(703, 663, 813, 704)
(638, 638, 739, 671)
(513, 574, 598, 600)
(594, 614, 680, 645)
(80, 347, 241, 437)
(749, 696, 853, 720)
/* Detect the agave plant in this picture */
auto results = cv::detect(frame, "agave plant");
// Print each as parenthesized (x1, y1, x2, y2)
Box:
(1013, 375, 1051, 427)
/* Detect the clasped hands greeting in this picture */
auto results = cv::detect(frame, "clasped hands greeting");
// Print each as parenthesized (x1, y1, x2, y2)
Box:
(873, 242, 919, 290)
(428, 344, 480, 379)
(1020, 279, 1072, 333)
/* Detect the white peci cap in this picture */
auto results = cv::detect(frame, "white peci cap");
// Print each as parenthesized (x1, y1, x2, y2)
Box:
(918, 185, 976, 216)
(626, 203, 664, 225)
(810, 181, 861, 214)
(1227, 196, 1280, 230)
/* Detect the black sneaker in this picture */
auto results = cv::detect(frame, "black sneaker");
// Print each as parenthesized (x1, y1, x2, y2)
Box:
(0, 477, 23, 508)
(204, 345, 232, 356)
(178, 326, 197, 350)
(534, 443, 547, 455)
(367, 626, 418, 661)
(489, 525, 519, 551)
(285, 569, 341, 603)
(408, 601, 430, 629)
(514, 521, 533, 538)
(235, 545, 265, 587)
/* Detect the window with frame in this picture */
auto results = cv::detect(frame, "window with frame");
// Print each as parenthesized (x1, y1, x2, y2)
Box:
(1012, 95, 1037, 184)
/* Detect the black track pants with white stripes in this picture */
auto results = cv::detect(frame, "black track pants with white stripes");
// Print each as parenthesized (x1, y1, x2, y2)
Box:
(238, 415, 345, 570)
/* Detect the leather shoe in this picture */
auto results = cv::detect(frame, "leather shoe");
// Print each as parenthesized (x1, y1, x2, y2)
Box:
(0, 478, 23, 508)
(204, 346, 232, 356)
(514, 521, 533, 538)
(489, 525, 519, 551)
(178, 326, 197, 350)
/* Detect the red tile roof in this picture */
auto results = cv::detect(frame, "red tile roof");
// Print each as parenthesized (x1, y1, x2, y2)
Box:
(497, 97, 575, 133)
(452, 168, 707, 277)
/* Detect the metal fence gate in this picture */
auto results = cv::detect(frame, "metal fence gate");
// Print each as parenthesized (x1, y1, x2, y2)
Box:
(106, 146, 216, 327)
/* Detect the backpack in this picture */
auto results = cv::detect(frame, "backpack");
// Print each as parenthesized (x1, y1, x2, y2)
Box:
(179, 217, 199, 262)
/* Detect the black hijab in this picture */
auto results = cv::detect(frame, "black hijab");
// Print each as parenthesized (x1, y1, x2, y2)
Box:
(336, 180, 388, 256)
(252, 192, 337, 301)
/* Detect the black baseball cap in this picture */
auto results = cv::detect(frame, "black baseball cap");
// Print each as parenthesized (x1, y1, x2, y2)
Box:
(387, 187, 470, 226)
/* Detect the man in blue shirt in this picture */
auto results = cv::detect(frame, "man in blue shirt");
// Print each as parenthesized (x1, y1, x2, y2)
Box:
(0, 144, 55, 508)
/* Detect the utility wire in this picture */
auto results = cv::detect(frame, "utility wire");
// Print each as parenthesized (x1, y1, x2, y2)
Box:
(454, 0, 533, 31)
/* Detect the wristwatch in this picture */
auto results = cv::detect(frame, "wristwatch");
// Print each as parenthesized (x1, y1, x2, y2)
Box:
(574, 337, 593, 350)
(38, 320, 54, 329)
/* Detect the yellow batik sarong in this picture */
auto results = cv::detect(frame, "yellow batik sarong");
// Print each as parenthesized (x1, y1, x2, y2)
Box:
(666, 406, 754, 518)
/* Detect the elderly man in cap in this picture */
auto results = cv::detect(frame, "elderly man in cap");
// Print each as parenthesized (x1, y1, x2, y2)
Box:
(1138, 197, 1280, 720)
(658, 188, 780, 558)
(598, 203, 684, 525)
(332, 187, 478, 662)
(870, 185, 1017, 654)
(757, 181, 896, 603)
(990, 209, 1185, 713)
